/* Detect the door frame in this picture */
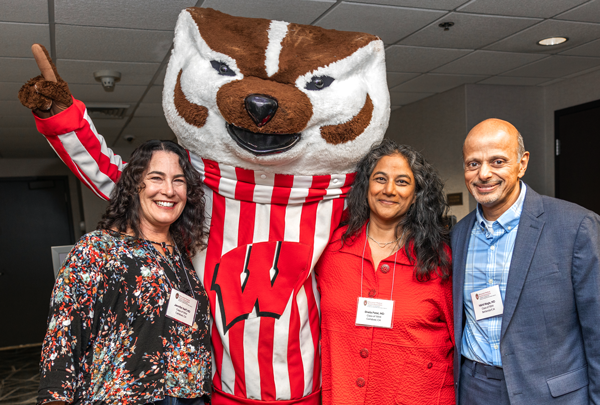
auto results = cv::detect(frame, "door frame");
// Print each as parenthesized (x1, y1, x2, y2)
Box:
(554, 98, 600, 199)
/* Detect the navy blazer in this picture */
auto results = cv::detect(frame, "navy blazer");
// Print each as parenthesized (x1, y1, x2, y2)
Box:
(452, 185, 600, 405)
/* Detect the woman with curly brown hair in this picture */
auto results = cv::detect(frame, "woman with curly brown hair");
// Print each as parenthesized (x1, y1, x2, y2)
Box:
(38, 140, 211, 405)
(316, 139, 455, 405)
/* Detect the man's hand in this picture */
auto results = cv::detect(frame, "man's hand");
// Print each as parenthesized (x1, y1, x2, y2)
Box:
(18, 44, 73, 118)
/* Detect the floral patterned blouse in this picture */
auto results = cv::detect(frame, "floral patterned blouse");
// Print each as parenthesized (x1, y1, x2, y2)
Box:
(38, 230, 211, 405)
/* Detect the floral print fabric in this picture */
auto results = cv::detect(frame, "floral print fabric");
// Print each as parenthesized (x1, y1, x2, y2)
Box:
(38, 230, 211, 405)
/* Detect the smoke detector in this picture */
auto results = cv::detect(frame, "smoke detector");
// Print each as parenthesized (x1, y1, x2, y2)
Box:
(94, 70, 121, 92)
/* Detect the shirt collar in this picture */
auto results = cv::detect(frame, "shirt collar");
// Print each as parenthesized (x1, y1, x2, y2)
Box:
(476, 182, 527, 235)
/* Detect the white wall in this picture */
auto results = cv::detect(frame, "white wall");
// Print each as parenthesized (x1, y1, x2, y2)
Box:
(386, 86, 471, 220)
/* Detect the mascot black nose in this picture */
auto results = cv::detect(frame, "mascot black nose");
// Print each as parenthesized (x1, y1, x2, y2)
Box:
(245, 94, 278, 127)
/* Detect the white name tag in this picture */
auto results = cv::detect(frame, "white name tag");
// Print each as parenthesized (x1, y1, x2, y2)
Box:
(471, 285, 504, 321)
(355, 297, 395, 328)
(166, 288, 198, 326)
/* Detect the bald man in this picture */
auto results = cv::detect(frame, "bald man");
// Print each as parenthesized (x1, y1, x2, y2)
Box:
(451, 119, 600, 405)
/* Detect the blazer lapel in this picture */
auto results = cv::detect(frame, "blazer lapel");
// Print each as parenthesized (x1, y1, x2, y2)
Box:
(453, 211, 476, 351)
(501, 187, 545, 340)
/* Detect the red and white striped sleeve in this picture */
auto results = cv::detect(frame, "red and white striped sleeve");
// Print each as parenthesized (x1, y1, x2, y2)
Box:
(34, 98, 125, 201)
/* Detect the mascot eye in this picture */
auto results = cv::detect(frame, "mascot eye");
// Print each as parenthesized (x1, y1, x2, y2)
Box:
(306, 76, 334, 91)
(210, 61, 236, 76)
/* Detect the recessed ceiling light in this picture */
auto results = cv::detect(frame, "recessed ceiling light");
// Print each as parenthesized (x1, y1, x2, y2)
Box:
(537, 37, 568, 46)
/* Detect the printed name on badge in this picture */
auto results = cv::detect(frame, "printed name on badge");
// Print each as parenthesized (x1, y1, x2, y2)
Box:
(355, 297, 395, 328)
(471, 285, 503, 321)
(166, 288, 198, 326)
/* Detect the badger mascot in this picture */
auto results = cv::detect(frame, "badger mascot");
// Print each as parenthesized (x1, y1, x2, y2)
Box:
(19, 8, 390, 404)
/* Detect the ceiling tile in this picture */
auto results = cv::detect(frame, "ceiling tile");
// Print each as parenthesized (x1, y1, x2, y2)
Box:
(55, 0, 196, 30)
(386, 72, 420, 88)
(392, 73, 485, 92)
(56, 25, 173, 63)
(89, 118, 130, 129)
(433, 50, 547, 75)
(457, 0, 588, 18)
(486, 20, 600, 54)
(386, 45, 471, 72)
(316, 2, 446, 44)
(144, 86, 164, 103)
(555, 0, 600, 24)
(0, 57, 43, 83)
(0, 100, 36, 116)
(0, 0, 48, 24)
(399, 12, 540, 49)
(56, 60, 162, 85)
(344, 0, 468, 11)
(202, 0, 336, 24)
(0, 22, 50, 58)
(127, 117, 171, 129)
(391, 106, 402, 111)
(390, 91, 435, 105)
(561, 38, 600, 57)
(537, 78, 565, 86)
(68, 84, 147, 103)
(500, 55, 600, 78)
(478, 76, 551, 85)
(135, 103, 164, 117)
(0, 82, 27, 101)
(121, 126, 176, 140)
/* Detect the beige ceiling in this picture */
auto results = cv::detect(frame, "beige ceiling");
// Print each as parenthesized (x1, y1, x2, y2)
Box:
(2, 0, 600, 158)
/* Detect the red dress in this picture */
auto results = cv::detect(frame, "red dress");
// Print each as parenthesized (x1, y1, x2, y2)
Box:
(316, 224, 455, 405)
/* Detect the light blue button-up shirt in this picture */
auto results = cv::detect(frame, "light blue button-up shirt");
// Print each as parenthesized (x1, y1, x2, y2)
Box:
(461, 183, 527, 367)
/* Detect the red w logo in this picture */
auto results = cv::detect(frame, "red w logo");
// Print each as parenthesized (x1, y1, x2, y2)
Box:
(211, 241, 312, 333)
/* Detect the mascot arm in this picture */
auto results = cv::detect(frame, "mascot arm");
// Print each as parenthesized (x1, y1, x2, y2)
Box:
(34, 99, 125, 201)
(19, 44, 124, 201)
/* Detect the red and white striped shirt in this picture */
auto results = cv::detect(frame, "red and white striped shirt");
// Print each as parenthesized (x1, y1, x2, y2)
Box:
(34, 99, 355, 404)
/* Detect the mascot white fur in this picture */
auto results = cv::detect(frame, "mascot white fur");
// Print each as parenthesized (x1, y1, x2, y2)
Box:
(20, 8, 389, 404)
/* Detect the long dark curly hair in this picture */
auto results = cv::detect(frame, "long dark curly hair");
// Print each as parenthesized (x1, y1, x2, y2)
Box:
(97, 140, 207, 256)
(342, 139, 451, 281)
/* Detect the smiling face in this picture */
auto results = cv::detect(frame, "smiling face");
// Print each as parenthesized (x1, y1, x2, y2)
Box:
(138, 150, 187, 235)
(162, 7, 390, 175)
(463, 119, 529, 221)
(367, 154, 416, 227)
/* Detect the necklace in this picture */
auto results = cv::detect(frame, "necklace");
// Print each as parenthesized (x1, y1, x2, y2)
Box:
(367, 228, 403, 248)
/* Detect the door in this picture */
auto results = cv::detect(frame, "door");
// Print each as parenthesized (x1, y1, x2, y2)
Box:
(0, 177, 74, 348)
(555, 99, 600, 215)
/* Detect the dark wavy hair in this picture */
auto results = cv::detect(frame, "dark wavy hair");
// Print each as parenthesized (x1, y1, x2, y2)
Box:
(342, 139, 451, 282)
(97, 140, 207, 256)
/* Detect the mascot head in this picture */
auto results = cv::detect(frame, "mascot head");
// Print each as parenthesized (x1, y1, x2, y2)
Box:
(163, 8, 389, 175)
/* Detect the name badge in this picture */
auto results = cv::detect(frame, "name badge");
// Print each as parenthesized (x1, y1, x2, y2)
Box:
(166, 288, 198, 326)
(355, 297, 394, 328)
(471, 285, 503, 321)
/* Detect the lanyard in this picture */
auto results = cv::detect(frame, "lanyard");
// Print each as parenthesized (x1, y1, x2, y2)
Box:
(143, 238, 196, 299)
(360, 223, 403, 300)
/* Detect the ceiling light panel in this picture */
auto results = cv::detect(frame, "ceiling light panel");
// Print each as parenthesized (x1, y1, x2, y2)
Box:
(486, 19, 600, 53)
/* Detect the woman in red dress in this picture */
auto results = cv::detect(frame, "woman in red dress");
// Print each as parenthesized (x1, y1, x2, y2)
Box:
(316, 139, 454, 405)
